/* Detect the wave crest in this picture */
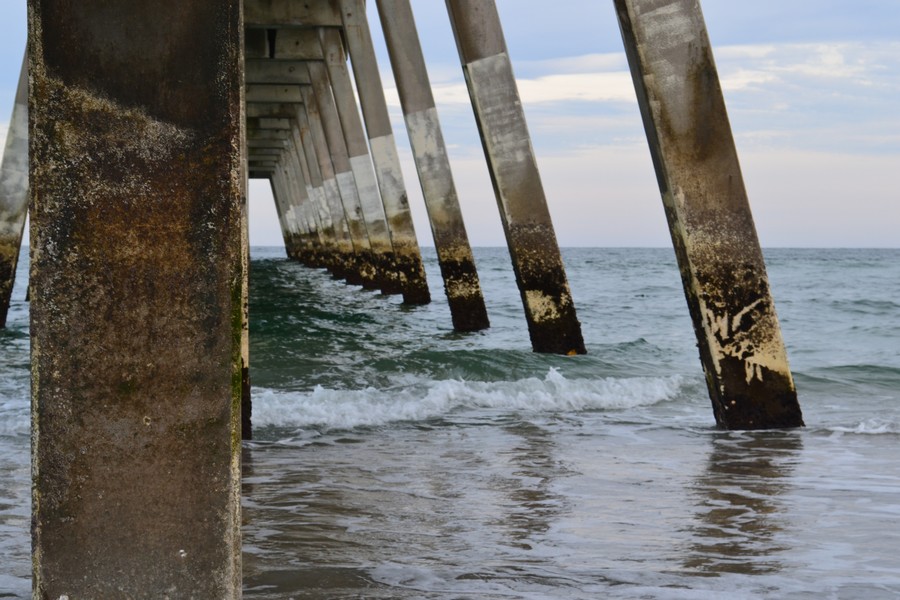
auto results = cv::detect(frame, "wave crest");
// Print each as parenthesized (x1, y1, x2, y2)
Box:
(251, 369, 684, 430)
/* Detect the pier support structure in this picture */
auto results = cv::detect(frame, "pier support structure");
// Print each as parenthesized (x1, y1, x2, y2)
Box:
(319, 27, 401, 295)
(446, 0, 585, 354)
(0, 53, 28, 327)
(293, 107, 343, 270)
(615, 0, 803, 429)
(300, 88, 362, 283)
(29, 0, 244, 596)
(340, 0, 431, 305)
(377, 0, 490, 332)
(307, 60, 380, 289)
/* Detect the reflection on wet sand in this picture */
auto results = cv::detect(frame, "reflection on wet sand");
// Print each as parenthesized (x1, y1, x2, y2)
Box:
(683, 431, 802, 576)
(489, 420, 566, 550)
(239, 420, 573, 599)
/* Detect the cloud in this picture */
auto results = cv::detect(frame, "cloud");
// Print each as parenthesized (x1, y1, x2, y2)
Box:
(518, 72, 636, 104)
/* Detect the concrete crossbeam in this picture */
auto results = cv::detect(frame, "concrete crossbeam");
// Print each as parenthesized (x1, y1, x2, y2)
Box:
(246, 83, 304, 104)
(245, 0, 342, 28)
(246, 59, 312, 85)
(274, 29, 325, 60)
(247, 102, 302, 119)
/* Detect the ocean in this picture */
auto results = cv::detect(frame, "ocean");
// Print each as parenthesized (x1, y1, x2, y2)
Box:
(1, 246, 899, 598)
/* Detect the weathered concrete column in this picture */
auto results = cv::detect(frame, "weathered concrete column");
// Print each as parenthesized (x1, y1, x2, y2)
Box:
(377, 0, 490, 332)
(270, 168, 301, 256)
(614, 0, 803, 429)
(29, 0, 243, 596)
(284, 134, 329, 268)
(340, 0, 431, 305)
(279, 140, 314, 261)
(0, 52, 28, 328)
(288, 120, 335, 269)
(297, 92, 360, 282)
(239, 91, 252, 443)
(306, 61, 380, 289)
(319, 27, 402, 295)
(272, 163, 306, 260)
(445, 0, 585, 354)
(295, 104, 348, 275)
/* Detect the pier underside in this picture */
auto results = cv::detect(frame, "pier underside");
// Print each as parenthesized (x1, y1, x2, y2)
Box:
(0, 0, 806, 595)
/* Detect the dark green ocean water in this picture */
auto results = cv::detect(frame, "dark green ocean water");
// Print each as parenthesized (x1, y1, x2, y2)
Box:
(2, 247, 899, 598)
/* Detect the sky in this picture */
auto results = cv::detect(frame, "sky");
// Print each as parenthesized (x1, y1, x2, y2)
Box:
(1, 1, 898, 247)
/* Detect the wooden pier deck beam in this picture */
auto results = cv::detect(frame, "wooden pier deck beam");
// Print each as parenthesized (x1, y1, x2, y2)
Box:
(29, 0, 243, 595)
(614, 0, 803, 429)
(377, 0, 490, 332)
(0, 52, 28, 328)
(340, 0, 431, 305)
(445, 0, 585, 354)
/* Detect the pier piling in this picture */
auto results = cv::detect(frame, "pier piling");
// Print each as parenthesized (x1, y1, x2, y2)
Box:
(29, 0, 243, 595)
(307, 60, 381, 290)
(300, 87, 364, 284)
(340, 0, 431, 305)
(377, 0, 490, 332)
(319, 27, 402, 295)
(445, 0, 585, 354)
(0, 53, 28, 328)
(615, 0, 804, 429)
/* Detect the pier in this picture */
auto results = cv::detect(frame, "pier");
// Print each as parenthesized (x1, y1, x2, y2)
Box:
(1, 0, 803, 595)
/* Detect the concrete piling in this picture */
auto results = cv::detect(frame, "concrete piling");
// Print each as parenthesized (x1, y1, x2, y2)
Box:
(287, 122, 331, 269)
(0, 53, 28, 328)
(306, 60, 381, 289)
(271, 167, 302, 256)
(340, 0, 431, 305)
(240, 78, 252, 443)
(614, 0, 803, 429)
(291, 113, 342, 270)
(298, 90, 361, 283)
(319, 27, 402, 295)
(16, 4, 814, 595)
(445, 0, 585, 354)
(294, 103, 346, 274)
(377, 0, 490, 332)
(29, 0, 243, 596)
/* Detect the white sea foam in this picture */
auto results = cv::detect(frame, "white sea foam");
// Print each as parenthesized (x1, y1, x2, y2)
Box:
(251, 369, 684, 430)
(827, 418, 899, 436)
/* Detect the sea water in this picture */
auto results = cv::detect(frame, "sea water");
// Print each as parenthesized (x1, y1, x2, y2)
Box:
(1, 247, 899, 598)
